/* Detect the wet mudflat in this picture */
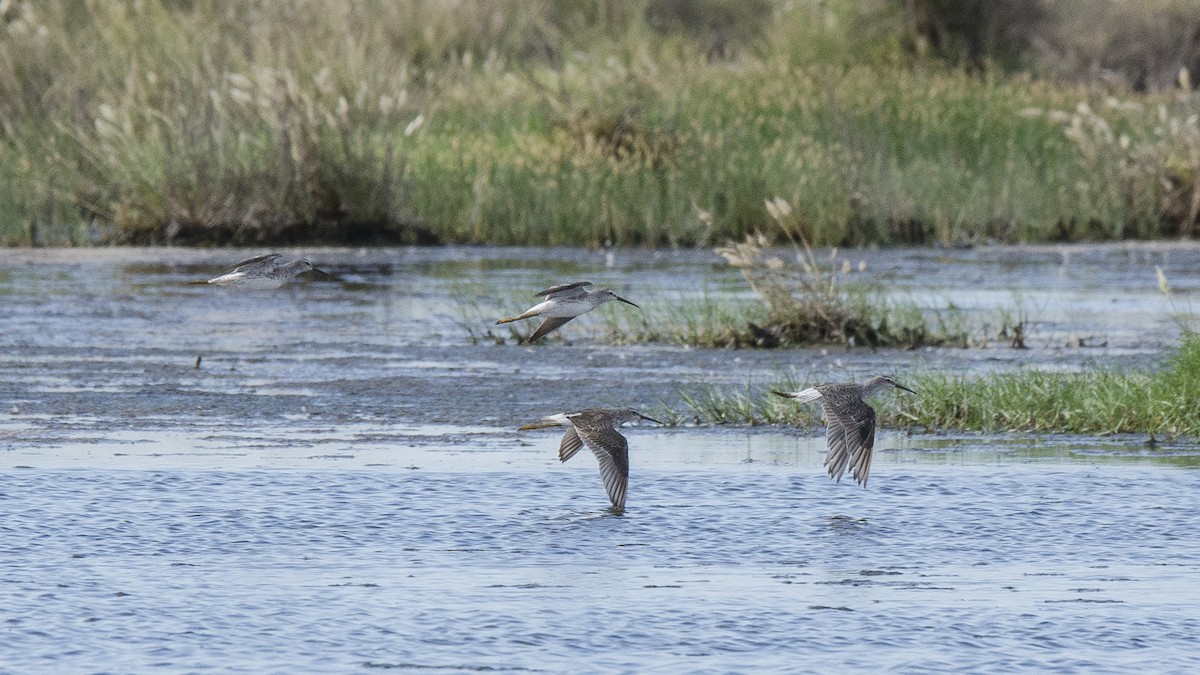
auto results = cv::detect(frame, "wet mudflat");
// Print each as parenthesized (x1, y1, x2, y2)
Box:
(2, 244, 1199, 672)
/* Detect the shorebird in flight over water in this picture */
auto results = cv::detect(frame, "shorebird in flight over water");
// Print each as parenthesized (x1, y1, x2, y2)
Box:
(519, 407, 662, 513)
(774, 375, 916, 487)
(191, 253, 331, 289)
(496, 281, 639, 342)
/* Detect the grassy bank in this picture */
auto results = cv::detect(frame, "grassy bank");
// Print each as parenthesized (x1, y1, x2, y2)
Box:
(1, 1, 1198, 247)
(675, 333, 1200, 438)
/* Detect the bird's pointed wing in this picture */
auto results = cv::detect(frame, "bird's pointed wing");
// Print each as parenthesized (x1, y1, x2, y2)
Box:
(224, 253, 281, 274)
(823, 404, 853, 482)
(823, 400, 876, 487)
(559, 426, 585, 462)
(527, 316, 575, 342)
(847, 406, 877, 487)
(575, 424, 630, 512)
(535, 281, 592, 299)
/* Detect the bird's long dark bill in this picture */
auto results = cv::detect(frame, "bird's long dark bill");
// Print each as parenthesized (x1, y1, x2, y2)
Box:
(637, 413, 664, 425)
(896, 383, 917, 394)
(615, 295, 640, 308)
(311, 267, 333, 279)
(518, 422, 558, 431)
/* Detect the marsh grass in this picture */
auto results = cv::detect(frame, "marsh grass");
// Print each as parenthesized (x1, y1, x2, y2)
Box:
(674, 373, 812, 426)
(1, 1, 1197, 246)
(471, 278, 1028, 349)
(676, 333, 1200, 437)
(698, 196, 1055, 349)
(451, 287, 546, 345)
(712, 208, 982, 348)
(898, 335, 1200, 436)
(599, 292, 768, 347)
(675, 265, 1200, 432)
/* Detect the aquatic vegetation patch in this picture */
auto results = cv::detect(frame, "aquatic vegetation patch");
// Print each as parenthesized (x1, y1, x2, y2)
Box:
(714, 230, 967, 348)
(898, 336, 1200, 437)
(467, 279, 1020, 350)
(677, 334, 1200, 438)
(695, 213, 1028, 350)
(670, 376, 809, 426)
(453, 288, 544, 345)
(597, 286, 1005, 349)
(598, 292, 771, 348)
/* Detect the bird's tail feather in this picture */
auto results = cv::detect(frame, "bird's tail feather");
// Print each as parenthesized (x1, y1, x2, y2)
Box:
(774, 387, 822, 403)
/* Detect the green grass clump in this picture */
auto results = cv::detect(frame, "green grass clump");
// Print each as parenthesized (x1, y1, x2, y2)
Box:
(707, 228, 981, 348)
(674, 377, 807, 426)
(457, 230, 1023, 349)
(463, 276, 1011, 349)
(897, 334, 1200, 436)
(599, 293, 768, 347)
(679, 334, 1200, 437)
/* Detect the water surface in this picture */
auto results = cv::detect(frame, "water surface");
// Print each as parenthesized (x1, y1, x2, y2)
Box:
(4, 462, 1199, 672)
(2, 245, 1199, 672)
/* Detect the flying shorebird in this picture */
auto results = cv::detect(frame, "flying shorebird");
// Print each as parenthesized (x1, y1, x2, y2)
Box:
(190, 253, 331, 289)
(519, 407, 662, 513)
(774, 375, 916, 487)
(496, 281, 639, 343)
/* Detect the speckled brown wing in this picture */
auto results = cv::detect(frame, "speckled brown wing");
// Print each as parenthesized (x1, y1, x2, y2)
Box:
(822, 401, 852, 482)
(558, 426, 585, 462)
(822, 398, 877, 487)
(570, 418, 630, 512)
(848, 408, 877, 486)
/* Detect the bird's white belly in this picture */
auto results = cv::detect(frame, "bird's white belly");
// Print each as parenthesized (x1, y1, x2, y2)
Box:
(208, 273, 284, 290)
(539, 298, 595, 318)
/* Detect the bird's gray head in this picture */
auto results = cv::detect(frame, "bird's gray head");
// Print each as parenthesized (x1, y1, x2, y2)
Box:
(863, 375, 916, 397)
(595, 288, 639, 308)
(283, 258, 331, 279)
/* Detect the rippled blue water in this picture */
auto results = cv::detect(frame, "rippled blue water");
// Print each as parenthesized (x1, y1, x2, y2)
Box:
(3, 247, 1200, 672)
(4, 463, 1199, 672)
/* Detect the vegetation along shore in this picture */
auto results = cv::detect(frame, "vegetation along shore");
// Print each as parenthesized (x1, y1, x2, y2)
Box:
(1, 0, 1198, 247)
(671, 332, 1200, 439)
